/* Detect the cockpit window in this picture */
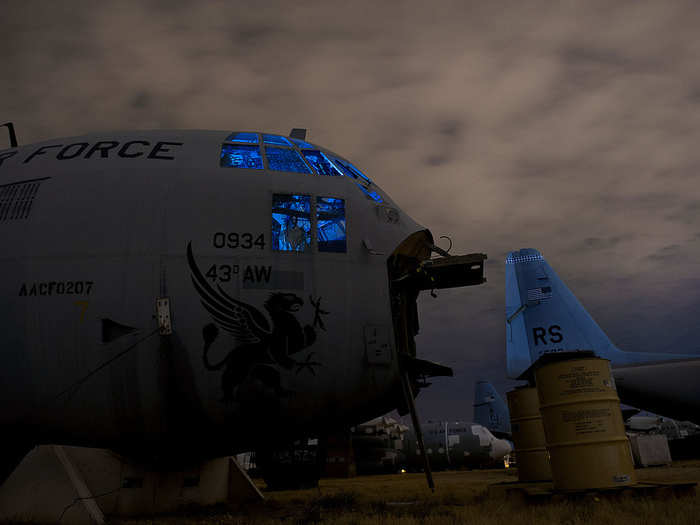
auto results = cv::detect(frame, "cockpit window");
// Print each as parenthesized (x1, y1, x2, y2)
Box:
(220, 132, 384, 202)
(317, 197, 346, 252)
(301, 150, 343, 176)
(266, 147, 312, 174)
(357, 184, 383, 202)
(329, 156, 383, 202)
(331, 157, 372, 186)
(220, 144, 263, 169)
(225, 132, 259, 144)
(290, 137, 314, 149)
(263, 134, 293, 146)
(272, 194, 312, 252)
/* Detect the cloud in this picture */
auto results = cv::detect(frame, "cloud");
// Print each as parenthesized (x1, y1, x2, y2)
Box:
(646, 244, 684, 261)
(3, 0, 700, 419)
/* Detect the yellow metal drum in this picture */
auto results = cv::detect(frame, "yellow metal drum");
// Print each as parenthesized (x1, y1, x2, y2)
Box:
(507, 386, 552, 482)
(535, 357, 636, 491)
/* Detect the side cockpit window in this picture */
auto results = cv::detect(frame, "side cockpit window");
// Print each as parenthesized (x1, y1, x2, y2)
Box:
(220, 132, 263, 169)
(272, 194, 312, 252)
(272, 194, 347, 254)
(331, 157, 371, 185)
(220, 144, 263, 169)
(330, 157, 383, 202)
(317, 197, 346, 253)
(302, 150, 343, 176)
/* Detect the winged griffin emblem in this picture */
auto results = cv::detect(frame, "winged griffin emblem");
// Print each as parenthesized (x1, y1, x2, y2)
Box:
(187, 242, 324, 403)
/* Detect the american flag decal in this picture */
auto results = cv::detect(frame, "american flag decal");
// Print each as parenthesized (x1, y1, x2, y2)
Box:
(527, 286, 552, 302)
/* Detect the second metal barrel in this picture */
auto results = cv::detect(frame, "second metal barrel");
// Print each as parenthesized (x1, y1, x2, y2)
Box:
(507, 386, 551, 482)
(535, 356, 636, 491)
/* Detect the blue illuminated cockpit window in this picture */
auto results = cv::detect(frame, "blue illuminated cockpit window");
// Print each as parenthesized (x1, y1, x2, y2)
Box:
(272, 194, 312, 252)
(327, 156, 383, 202)
(357, 185, 383, 202)
(302, 150, 343, 176)
(290, 138, 314, 149)
(225, 132, 259, 144)
(331, 157, 372, 185)
(266, 147, 312, 174)
(317, 197, 346, 252)
(220, 144, 263, 169)
(263, 134, 292, 146)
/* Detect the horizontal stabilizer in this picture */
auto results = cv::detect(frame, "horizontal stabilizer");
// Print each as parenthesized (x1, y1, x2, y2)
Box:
(401, 355, 454, 378)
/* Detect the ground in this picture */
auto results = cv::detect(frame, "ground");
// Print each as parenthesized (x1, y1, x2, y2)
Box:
(113, 461, 700, 525)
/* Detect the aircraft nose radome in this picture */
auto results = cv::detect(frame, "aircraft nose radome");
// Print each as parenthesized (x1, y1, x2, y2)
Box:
(505, 248, 543, 265)
(490, 439, 513, 459)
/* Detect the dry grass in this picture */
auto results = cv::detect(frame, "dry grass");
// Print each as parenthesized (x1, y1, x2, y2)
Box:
(112, 461, 700, 525)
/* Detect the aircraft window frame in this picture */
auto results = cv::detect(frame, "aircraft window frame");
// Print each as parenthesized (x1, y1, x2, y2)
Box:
(220, 132, 383, 203)
(263, 134, 293, 146)
(271, 193, 349, 255)
(265, 146, 313, 174)
(271, 194, 313, 252)
(224, 132, 259, 144)
(356, 184, 383, 203)
(220, 143, 264, 169)
(316, 196, 347, 253)
(301, 150, 344, 177)
(330, 157, 373, 186)
(327, 155, 384, 202)
(290, 137, 315, 149)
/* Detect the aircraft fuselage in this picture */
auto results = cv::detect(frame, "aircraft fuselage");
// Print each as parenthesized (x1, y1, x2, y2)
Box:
(0, 130, 426, 460)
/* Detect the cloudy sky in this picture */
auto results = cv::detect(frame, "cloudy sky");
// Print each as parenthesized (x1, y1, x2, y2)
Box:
(3, 1, 700, 420)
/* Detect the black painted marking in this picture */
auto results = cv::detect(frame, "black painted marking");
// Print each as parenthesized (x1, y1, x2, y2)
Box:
(18, 280, 94, 296)
(0, 178, 46, 221)
(533, 327, 547, 346)
(0, 177, 51, 188)
(23, 144, 62, 164)
(212, 231, 266, 250)
(548, 325, 563, 343)
(0, 150, 17, 167)
(147, 141, 183, 160)
(15, 140, 184, 166)
(533, 325, 564, 345)
(57, 142, 89, 160)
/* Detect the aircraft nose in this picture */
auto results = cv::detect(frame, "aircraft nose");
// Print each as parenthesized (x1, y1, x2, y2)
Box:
(490, 439, 513, 460)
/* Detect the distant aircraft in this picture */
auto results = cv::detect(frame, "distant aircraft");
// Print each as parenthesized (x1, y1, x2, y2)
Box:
(0, 124, 487, 491)
(505, 248, 700, 424)
(473, 380, 511, 438)
(404, 420, 512, 470)
(351, 416, 408, 475)
(625, 413, 700, 439)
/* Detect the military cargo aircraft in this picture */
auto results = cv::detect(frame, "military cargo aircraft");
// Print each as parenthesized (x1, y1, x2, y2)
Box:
(0, 124, 486, 491)
(505, 248, 700, 424)
(351, 416, 408, 475)
(404, 420, 512, 470)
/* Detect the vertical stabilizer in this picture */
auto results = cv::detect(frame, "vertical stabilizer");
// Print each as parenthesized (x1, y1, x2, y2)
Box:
(473, 381, 511, 436)
(505, 248, 694, 379)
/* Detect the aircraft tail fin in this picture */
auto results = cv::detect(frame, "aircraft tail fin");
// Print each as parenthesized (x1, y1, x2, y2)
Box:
(473, 381, 511, 436)
(505, 248, 694, 379)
